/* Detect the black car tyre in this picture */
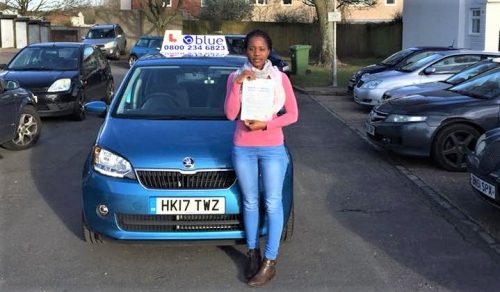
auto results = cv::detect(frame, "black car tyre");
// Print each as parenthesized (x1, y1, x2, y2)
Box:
(72, 94, 86, 121)
(82, 213, 104, 244)
(432, 123, 481, 171)
(103, 81, 115, 104)
(2, 105, 41, 150)
(128, 55, 137, 68)
(280, 202, 294, 242)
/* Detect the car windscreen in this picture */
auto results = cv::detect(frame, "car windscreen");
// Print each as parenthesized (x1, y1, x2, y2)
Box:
(446, 61, 499, 85)
(397, 53, 444, 72)
(87, 28, 115, 39)
(380, 48, 415, 66)
(8, 47, 80, 71)
(449, 68, 500, 99)
(113, 65, 239, 119)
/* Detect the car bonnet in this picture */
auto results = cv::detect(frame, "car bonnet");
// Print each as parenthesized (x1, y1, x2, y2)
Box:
(97, 118, 236, 170)
(0, 70, 77, 90)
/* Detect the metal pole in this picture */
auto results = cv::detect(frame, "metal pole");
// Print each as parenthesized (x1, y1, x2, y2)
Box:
(332, 0, 338, 87)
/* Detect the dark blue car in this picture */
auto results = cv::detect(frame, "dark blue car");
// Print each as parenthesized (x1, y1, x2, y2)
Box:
(81, 54, 294, 244)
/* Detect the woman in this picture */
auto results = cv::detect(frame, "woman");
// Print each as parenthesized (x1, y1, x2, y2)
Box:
(224, 29, 298, 287)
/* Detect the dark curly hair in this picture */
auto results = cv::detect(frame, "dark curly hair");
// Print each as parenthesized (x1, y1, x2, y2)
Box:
(243, 29, 272, 50)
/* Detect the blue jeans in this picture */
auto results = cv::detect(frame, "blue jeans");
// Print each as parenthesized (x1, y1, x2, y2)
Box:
(232, 145, 289, 260)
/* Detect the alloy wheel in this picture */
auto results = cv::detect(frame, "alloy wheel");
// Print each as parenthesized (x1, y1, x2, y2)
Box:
(12, 113, 39, 147)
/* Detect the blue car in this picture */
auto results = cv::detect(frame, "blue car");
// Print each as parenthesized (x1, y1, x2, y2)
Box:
(82, 54, 294, 244)
(127, 35, 163, 67)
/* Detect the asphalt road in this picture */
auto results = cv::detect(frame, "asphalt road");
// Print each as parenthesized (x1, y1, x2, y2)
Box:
(1, 56, 500, 291)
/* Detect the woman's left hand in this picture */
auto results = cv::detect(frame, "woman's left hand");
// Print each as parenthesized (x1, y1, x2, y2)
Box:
(244, 120, 267, 131)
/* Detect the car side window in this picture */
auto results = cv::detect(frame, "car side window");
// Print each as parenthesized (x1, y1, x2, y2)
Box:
(149, 39, 162, 49)
(136, 38, 149, 47)
(432, 55, 483, 74)
(116, 25, 123, 36)
(83, 47, 98, 73)
(95, 50, 108, 70)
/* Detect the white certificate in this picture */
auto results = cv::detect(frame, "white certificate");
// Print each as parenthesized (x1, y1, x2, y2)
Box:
(240, 79, 275, 121)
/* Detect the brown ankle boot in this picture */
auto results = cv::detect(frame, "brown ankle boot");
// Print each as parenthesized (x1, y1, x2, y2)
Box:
(245, 249, 261, 279)
(247, 258, 276, 287)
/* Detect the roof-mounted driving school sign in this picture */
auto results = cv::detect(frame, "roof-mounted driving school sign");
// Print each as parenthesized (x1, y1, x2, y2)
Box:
(160, 30, 229, 57)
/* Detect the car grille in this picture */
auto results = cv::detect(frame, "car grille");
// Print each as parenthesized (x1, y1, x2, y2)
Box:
(136, 170, 236, 190)
(369, 110, 388, 122)
(117, 213, 243, 232)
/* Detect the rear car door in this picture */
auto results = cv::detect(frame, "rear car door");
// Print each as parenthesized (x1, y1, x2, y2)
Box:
(82, 46, 101, 101)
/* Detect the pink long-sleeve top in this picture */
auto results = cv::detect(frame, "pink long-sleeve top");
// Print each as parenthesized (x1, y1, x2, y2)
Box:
(224, 71, 299, 146)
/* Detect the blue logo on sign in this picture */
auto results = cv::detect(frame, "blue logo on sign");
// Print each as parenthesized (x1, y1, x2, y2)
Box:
(183, 35, 193, 44)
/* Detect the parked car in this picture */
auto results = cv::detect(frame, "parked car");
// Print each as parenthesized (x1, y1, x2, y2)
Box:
(81, 54, 294, 244)
(466, 128, 500, 208)
(0, 79, 41, 150)
(225, 34, 290, 75)
(382, 58, 500, 101)
(0, 42, 114, 120)
(354, 50, 499, 106)
(128, 35, 163, 67)
(348, 46, 459, 92)
(365, 66, 500, 171)
(82, 24, 127, 59)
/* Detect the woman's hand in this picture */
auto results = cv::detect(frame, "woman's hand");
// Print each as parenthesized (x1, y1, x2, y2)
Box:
(235, 70, 256, 84)
(244, 120, 267, 131)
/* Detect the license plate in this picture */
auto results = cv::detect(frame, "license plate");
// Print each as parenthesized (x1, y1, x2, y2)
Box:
(365, 122, 375, 136)
(470, 174, 496, 199)
(151, 197, 225, 215)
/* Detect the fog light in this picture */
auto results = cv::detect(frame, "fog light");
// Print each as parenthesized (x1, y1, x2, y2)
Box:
(97, 204, 109, 216)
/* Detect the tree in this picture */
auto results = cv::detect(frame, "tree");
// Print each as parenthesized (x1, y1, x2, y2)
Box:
(4, 0, 91, 16)
(306, 0, 377, 65)
(138, 0, 185, 35)
(200, 0, 253, 21)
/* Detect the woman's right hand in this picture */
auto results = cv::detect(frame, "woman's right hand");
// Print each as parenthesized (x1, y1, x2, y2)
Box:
(235, 70, 256, 84)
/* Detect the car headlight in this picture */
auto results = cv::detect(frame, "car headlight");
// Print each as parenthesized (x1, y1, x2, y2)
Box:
(93, 146, 135, 179)
(104, 41, 117, 49)
(474, 133, 486, 156)
(362, 80, 382, 89)
(386, 114, 427, 123)
(47, 78, 71, 92)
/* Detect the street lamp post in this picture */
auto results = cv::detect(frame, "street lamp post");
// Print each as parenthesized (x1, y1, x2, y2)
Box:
(328, 0, 339, 87)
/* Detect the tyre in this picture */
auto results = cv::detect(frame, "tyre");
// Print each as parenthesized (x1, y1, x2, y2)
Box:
(103, 81, 115, 104)
(280, 203, 294, 242)
(82, 213, 104, 244)
(432, 123, 480, 171)
(128, 55, 137, 68)
(2, 105, 41, 150)
(72, 94, 86, 121)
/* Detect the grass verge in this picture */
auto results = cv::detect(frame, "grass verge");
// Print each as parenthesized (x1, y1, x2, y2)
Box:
(289, 57, 382, 88)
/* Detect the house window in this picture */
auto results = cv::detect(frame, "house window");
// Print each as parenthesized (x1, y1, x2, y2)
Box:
(162, 0, 172, 7)
(282, 0, 292, 5)
(248, 0, 269, 5)
(386, 0, 396, 5)
(470, 8, 481, 34)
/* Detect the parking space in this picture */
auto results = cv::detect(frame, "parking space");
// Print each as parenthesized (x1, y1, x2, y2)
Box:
(311, 92, 500, 243)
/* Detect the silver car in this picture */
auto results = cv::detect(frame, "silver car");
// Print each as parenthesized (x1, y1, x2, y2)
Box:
(353, 50, 500, 106)
(82, 24, 127, 59)
(382, 58, 500, 101)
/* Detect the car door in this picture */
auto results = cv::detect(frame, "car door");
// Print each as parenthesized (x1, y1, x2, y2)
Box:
(94, 49, 112, 99)
(420, 54, 484, 83)
(0, 82, 17, 143)
(82, 46, 101, 101)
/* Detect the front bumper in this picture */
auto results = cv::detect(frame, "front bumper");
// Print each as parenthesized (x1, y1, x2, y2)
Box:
(466, 154, 500, 208)
(34, 91, 77, 117)
(364, 118, 437, 157)
(353, 86, 386, 106)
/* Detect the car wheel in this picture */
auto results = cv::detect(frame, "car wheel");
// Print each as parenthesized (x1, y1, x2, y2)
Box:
(2, 105, 41, 150)
(128, 55, 137, 68)
(432, 124, 480, 171)
(103, 81, 115, 104)
(280, 202, 294, 242)
(72, 94, 86, 121)
(82, 213, 104, 244)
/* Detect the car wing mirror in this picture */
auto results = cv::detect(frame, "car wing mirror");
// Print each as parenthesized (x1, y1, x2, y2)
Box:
(81, 36, 86, 40)
(423, 67, 437, 75)
(84, 101, 107, 118)
(0, 64, 7, 70)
